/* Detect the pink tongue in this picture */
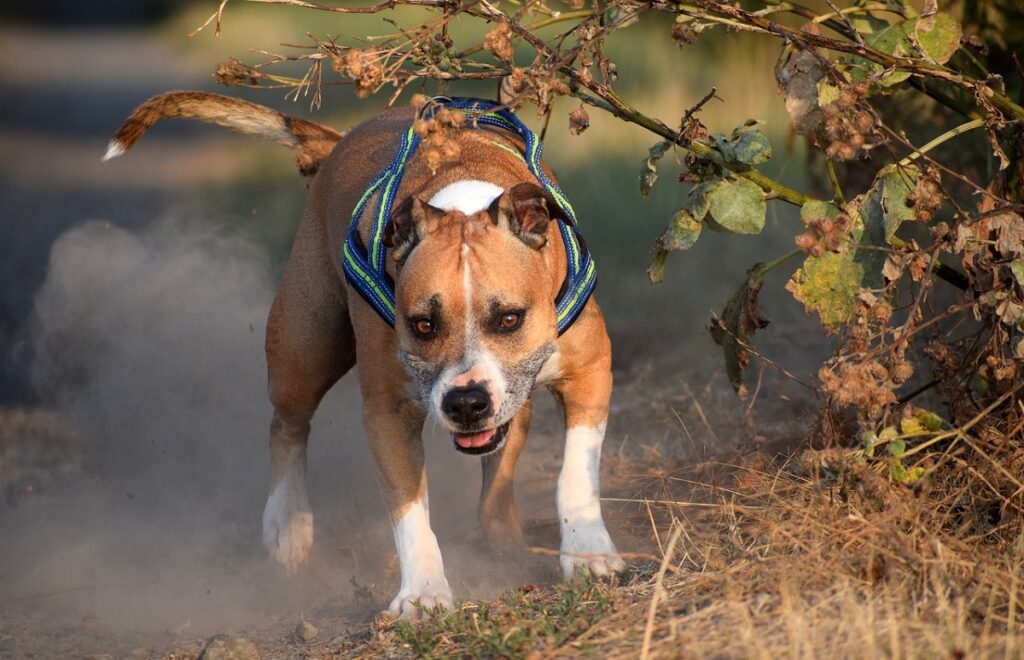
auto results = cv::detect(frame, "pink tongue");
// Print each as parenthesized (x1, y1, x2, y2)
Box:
(454, 429, 496, 449)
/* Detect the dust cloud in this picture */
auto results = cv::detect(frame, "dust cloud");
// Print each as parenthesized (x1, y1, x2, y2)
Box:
(1, 214, 402, 639)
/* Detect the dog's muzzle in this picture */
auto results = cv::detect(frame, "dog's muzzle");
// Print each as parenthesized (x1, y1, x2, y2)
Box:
(452, 420, 510, 456)
(442, 384, 508, 455)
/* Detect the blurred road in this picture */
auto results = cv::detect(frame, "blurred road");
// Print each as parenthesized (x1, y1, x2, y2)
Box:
(0, 25, 267, 402)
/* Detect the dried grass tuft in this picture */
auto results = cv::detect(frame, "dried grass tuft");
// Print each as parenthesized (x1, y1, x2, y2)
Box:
(574, 437, 1024, 659)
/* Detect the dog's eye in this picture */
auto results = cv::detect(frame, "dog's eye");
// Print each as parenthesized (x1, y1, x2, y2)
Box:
(410, 318, 437, 339)
(495, 311, 524, 333)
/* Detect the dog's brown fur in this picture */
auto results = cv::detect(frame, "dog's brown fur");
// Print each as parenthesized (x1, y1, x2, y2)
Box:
(107, 95, 621, 618)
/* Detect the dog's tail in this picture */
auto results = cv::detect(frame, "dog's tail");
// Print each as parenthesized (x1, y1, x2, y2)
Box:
(103, 91, 344, 176)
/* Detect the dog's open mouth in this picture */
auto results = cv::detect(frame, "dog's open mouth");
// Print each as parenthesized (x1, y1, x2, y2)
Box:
(452, 421, 510, 455)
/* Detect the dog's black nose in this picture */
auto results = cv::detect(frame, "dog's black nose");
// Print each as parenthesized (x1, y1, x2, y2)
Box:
(442, 386, 492, 426)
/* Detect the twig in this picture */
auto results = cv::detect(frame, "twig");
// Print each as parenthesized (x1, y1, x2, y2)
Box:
(640, 524, 682, 660)
(826, 157, 845, 205)
(901, 382, 1024, 459)
(897, 118, 986, 167)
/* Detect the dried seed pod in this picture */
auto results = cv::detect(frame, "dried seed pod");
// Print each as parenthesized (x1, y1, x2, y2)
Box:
(568, 106, 590, 135)
(483, 22, 514, 61)
(795, 232, 817, 252)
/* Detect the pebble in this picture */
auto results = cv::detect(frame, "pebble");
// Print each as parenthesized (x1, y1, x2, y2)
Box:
(296, 620, 319, 642)
(198, 635, 260, 660)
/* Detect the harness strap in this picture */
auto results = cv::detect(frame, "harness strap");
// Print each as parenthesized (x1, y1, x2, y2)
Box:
(342, 97, 596, 335)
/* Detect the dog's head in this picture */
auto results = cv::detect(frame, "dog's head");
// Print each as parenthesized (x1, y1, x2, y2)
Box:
(384, 181, 565, 455)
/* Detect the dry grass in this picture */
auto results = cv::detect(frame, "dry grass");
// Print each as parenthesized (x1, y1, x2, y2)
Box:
(358, 436, 1024, 659)
(578, 449, 1023, 659)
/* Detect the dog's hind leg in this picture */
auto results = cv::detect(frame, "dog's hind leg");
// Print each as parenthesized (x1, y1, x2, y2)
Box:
(479, 403, 531, 552)
(263, 213, 355, 573)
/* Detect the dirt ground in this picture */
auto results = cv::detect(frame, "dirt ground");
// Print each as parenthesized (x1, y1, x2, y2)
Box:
(0, 364, 786, 658)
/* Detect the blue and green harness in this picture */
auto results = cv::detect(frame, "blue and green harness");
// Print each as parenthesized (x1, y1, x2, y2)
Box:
(341, 97, 596, 335)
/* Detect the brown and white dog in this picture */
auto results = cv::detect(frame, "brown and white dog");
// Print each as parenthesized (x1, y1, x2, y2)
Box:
(106, 92, 623, 618)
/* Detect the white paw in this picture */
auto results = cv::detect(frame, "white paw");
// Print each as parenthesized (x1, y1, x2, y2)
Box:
(388, 580, 454, 620)
(560, 522, 625, 579)
(262, 484, 313, 574)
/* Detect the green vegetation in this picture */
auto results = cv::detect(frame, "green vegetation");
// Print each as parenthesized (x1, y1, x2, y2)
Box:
(392, 578, 613, 657)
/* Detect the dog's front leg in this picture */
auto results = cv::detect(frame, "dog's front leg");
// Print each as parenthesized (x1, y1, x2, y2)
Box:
(363, 394, 453, 619)
(552, 354, 624, 579)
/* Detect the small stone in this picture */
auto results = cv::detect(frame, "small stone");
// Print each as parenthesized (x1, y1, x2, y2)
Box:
(328, 634, 347, 646)
(372, 610, 395, 631)
(295, 620, 318, 642)
(198, 635, 260, 660)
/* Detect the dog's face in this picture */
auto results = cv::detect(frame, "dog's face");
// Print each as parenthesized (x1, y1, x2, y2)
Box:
(385, 183, 563, 455)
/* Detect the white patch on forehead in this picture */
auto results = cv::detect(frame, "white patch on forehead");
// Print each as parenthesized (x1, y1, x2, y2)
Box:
(429, 180, 504, 215)
(463, 243, 474, 340)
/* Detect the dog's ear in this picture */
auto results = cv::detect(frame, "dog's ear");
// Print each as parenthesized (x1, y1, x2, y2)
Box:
(383, 196, 432, 261)
(488, 182, 564, 250)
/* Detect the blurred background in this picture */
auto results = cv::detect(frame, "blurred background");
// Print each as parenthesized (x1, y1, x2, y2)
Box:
(0, 2, 828, 655)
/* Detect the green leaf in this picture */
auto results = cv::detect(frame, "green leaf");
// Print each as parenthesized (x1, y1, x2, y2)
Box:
(711, 264, 771, 396)
(843, 13, 961, 85)
(603, 5, 639, 29)
(663, 207, 703, 250)
(704, 178, 766, 235)
(888, 438, 907, 457)
(862, 431, 878, 457)
(706, 122, 773, 166)
(1010, 259, 1024, 288)
(890, 459, 925, 484)
(709, 133, 736, 162)
(640, 141, 671, 197)
(817, 79, 840, 107)
(877, 70, 913, 87)
(841, 19, 910, 82)
(879, 426, 899, 441)
(648, 209, 703, 284)
(889, 459, 923, 484)
(849, 14, 892, 38)
(890, 459, 909, 482)
(869, 19, 913, 56)
(732, 129, 772, 166)
(855, 164, 919, 287)
(789, 171, 917, 332)
(914, 13, 961, 65)
(649, 185, 710, 282)
(860, 165, 919, 243)
(918, 410, 943, 432)
(801, 199, 841, 223)
(647, 251, 668, 285)
(786, 251, 865, 332)
(900, 418, 925, 435)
